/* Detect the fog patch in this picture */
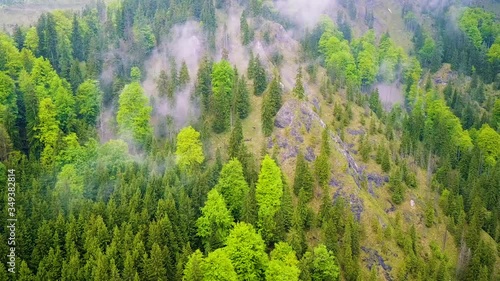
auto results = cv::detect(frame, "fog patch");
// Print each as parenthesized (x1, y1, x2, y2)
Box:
(274, 0, 334, 29)
(375, 83, 404, 110)
(142, 21, 205, 134)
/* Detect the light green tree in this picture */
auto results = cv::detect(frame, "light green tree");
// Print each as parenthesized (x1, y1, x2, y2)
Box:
(477, 124, 500, 167)
(211, 59, 235, 133)
(202, 248, 238, 281)
(311, 244, 340, 281)
(215, 159, 249, 220)
(196, 189, 234, 252)
(225, 222, 268, 281)
(265, 242, 300, 281)
(116, 73, 152, 146)
(175, 126, 205, 172)
(256, 155, 283, 243)
(183, 250, 204, 281)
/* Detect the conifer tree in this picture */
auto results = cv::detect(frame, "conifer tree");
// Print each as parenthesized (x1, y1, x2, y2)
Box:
(157, 70, 169, 97)
(253, 56, 267, 96)
(196, 189, 234, 252)
(236, 75, 251, 119)
(183, 250, 204, 281)
(314, 150, 330, 187)
(256, 155, 283, 243)
(179, 60, 190, 88)
(293, 66, 305, 100)
(293, 152, 314, 200)
(211, 59, 235, 133)
(216, 159, 249, 220)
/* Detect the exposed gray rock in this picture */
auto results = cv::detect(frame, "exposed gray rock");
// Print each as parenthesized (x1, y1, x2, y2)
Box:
(367, 173, 389, 187)
(274, 104, 294, 128)
(282, 146, 299, 162)
(291, 128, 304, 143)
(362, 247, 393, 281)
(267, 137, 273, 149)
(305, 146, 316, 162)
(333, 190, 364, 221)
(348, 129, 365, 136)
(277, 135, 288, 148)
(329, 177, 342, 188)
(311, 98, 320, 111)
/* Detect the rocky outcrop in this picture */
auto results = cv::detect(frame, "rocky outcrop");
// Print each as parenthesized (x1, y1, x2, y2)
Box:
(362, 246, 393, 281)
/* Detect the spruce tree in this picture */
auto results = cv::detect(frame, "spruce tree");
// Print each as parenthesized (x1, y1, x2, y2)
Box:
(293, 152, 314, 200)
(179, 60, 190, 88)
(253, 56, 267, 96)
(293, 66, 305, 99)
(236, 75, 251, 119)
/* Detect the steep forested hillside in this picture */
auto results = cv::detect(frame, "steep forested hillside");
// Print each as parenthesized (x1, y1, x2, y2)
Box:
(0, 0, 499, 280)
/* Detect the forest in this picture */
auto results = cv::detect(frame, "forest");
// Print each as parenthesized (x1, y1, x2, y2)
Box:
(0, 0, 499, 280)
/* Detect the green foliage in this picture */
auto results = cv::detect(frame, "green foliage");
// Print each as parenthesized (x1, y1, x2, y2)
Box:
(202, 248, 238, 281)
(240, 11, 254, 45)
(293, 66, 305, 99)
(211, 60, 235, 133)
(261, 75, 282, 136)
(76, 80, 102, 126)
(197, 189, 234, 252)
(459, 8, 496, 49)
(306, 244, 341, 281)
(319, 30, 358, 86)
(353, 30, 378, 86)
(235, 75, 251, 119)
(425, 204, 434, 227)
(215, 159, 249, 220)
(175, 126, 205, 172)
(179, 60, 190, 88)
(225, 222, 268, 281)
(293, 152, 314, 201)
(266, 242, 301, 281)
(252, 56, 267, 96)
(378, 32, 403, 82)
(477, 124, 500, 167)
(256, 155, 283, 242)
(389, 168, 405, 205)
(116, 81, 152, 146)
(314, 150, 330, 187)
(184, 250, 204, 281)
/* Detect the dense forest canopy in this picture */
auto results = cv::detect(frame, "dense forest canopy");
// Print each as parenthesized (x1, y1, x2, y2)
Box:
(0, 0, 499, 280)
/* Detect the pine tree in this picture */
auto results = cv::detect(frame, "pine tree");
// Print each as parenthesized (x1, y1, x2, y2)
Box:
(314, 150, 330, 187)
(236, 75, 251, 119)
(179, 60, 190, 88)
(293, 66, 305, 99)
(229, 118, 244, 159)
(253, 56, 267, 96)
(183, 250, 204, 281)
(145, 243, 167, 280)
(256, 155, 283, 243)
(196, 189, 234, 252)
(293, 152, 314, 200)
(240, 11, 254, 45)
(157, 70, 169, 97)
(216, 158, 249, 221)
(211, 59, 235, 133)
(167, 60, 179, 101)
